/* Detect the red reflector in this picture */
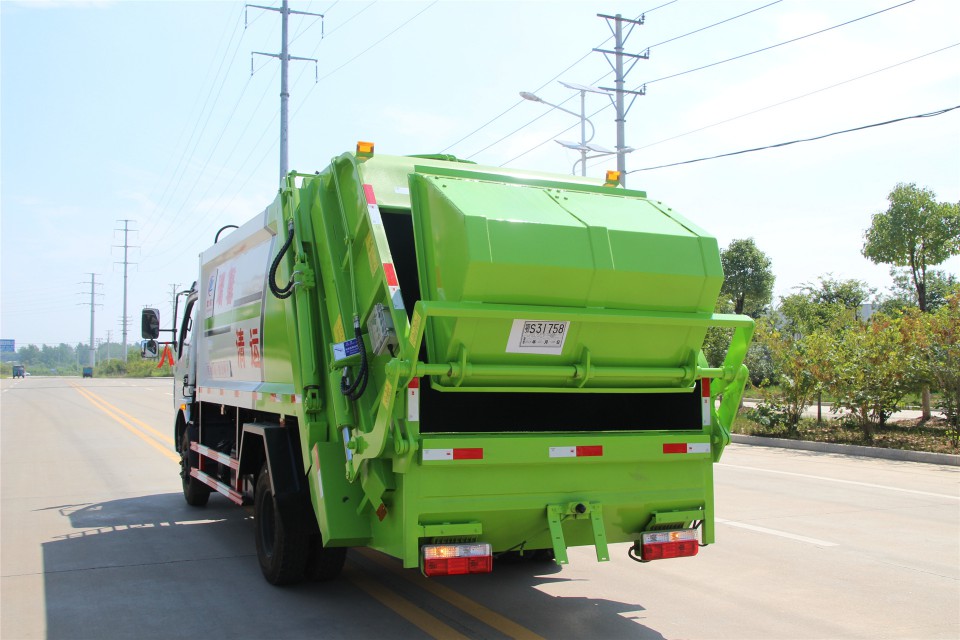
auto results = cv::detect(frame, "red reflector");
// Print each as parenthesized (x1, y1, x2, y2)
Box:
(663, 443, 687, 454)
(453, 448, 484, 460)
(576, 445, 603, 457)
(642, 541, 699, 561)
(362, 183, 377, 205)
(701, 377, 710, 397)
(383, 262, 399, 287)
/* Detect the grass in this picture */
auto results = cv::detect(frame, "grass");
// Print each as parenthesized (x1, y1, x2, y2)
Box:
(731, 415, 959, 455)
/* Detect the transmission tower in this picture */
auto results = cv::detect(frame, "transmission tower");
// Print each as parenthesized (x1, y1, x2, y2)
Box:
(78, 273, 103, 368)
(594, 13, 650, 186)
(114, 219, 138, 360)
(247, 1, 323, 184)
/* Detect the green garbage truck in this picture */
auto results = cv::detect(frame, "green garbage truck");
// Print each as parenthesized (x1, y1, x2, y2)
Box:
(142, 144, 753, 584)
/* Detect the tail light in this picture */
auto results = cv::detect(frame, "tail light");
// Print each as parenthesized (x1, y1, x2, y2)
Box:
(420, 543, 493, 577)
(640, 529, 699, 561)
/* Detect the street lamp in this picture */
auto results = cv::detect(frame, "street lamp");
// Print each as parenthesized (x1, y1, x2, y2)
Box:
(520, 82, 615, 177)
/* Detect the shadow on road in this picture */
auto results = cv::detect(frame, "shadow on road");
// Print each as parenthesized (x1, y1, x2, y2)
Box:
(43, 493, 665, 639)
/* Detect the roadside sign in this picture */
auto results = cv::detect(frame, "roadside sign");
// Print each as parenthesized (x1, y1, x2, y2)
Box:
(0, 339, 14, 353)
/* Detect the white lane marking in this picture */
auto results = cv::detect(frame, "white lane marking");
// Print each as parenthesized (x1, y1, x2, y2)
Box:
(716, 518, 838, 547)
(719, 463, 960, 500)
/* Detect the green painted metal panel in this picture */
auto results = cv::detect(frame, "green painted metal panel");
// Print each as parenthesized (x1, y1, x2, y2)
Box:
(193, 149, 753, 571)
(406, 167, 727, 391)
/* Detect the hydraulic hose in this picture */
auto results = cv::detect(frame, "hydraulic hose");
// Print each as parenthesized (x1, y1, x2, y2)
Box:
(340, 316, 369, 401)
(269, 220, 296, 299)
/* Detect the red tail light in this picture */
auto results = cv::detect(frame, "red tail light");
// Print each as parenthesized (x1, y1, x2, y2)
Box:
(640, 529, 699, 561)
(421, 543, 493, 577)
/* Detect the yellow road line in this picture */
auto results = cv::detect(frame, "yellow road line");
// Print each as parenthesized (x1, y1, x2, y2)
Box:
(71, 384, 179, 463)
(344, 562, 471, 640)
(71, 384, 173, 445)
(72, 385, 538, 640)
(356, 548, 546, 640)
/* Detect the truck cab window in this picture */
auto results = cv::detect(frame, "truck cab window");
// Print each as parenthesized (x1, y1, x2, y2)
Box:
(178, 298, 195, 356)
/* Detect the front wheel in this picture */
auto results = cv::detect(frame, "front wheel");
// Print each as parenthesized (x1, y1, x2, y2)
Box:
(180, 425, 210, 507)
(255, 462, 309, 585)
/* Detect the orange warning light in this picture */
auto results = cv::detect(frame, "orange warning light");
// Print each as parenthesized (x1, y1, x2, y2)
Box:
(604, 170, 621, 187)
(356, 141, 375, 157)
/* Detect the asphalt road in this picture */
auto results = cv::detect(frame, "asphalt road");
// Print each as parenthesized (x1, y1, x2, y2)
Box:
(2, 376, 958, 640)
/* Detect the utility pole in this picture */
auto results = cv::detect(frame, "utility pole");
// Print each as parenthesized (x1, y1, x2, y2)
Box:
(247, 1, 322, 184)
(114, 219, 138, 361)
(79, 273, 103, 368)
(106, 329, 112, 361)
(594, 13, 649, 186)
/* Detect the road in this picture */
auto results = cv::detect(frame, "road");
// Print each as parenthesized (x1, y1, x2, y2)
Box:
(2, 377, 958, 640)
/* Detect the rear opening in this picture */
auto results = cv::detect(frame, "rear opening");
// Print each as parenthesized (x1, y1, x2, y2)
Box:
(382, 208, 703, 434)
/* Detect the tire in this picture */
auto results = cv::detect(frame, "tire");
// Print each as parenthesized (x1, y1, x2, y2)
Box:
(180, 426, 210, 507)
(305, 534, 346, 581)
(255, 462, 309, 585)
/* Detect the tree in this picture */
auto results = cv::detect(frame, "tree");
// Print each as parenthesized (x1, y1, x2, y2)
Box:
(799, 275, 876, 311)
(863, 183, 960, 419)
(900, 295, 960, 447)
(862, 184, 960, 313)
(879, 269, 959, 315)
(750, 318, 824, 430)
(720, 238, 775, 316)
(824, 313, 924, 438)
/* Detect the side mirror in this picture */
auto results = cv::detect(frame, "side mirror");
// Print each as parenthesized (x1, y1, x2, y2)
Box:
(141, 339, 159, 359)
(142, 308, 160, 339)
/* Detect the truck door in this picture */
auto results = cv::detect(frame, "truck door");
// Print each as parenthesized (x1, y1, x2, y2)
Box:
(175, 293, 198, 410)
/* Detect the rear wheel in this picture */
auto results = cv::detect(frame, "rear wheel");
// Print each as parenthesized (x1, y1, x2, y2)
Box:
(255, 462, 308, 585)
(180, 425, 210, 507)
(305, 534, 346, 581)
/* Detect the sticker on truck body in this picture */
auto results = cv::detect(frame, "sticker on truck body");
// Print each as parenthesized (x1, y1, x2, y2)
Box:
(505, 319, 570, 355)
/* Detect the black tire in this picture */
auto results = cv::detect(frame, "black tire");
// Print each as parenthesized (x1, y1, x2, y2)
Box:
(255, 462, 309, 585)
(305, 534, 346, 581)
(180, 426, 211, 507)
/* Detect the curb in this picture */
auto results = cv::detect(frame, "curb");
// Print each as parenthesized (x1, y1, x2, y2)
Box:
(729, 434, 959, 467)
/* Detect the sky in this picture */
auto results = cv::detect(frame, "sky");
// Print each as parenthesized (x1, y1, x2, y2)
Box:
(1, 0, 958, 349)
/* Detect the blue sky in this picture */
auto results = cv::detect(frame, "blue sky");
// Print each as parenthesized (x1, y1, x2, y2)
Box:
(2, 0, 958, 348)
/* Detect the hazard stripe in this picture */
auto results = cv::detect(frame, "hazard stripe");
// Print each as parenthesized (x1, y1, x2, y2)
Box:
(701, 378, 712, 426)
(362, 184, 402, 309)
(549, 445, 604, 458)
(663, 443, 711, 454)
(407, 378, 420, 422)
(191, 442, 239, 469)
(194, 386, 302, 405)
(363, 183, 383, 225)
(422, 448, 484, 461)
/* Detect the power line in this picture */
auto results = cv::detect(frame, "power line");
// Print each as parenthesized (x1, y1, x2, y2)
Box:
(316, 1, 437, 84)
(500, 0, 919, 168)
(612, 41, 960, 162)
(466, 0, 785, 161)
(140, 5, 247, 244)
(627, 105, 960, 173)
(639, 0, 916, 88)
(446, 0, 683, 155)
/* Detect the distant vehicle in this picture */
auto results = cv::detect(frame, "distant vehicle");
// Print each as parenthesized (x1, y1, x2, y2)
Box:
(82, 367, 93, 379)
(12, 365, 25, 378)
